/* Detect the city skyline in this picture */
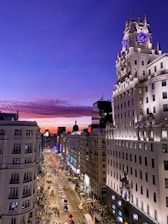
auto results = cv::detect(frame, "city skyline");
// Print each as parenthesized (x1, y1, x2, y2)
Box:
(0, 0, 168, 133)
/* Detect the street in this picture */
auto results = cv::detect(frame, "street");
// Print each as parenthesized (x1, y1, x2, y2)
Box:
(36, 149, 89, 224)
(35, 149, 115, 224)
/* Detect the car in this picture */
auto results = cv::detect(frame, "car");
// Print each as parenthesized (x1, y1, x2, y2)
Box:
(64, 205, 68, 211)
(64, 199, 68, 205)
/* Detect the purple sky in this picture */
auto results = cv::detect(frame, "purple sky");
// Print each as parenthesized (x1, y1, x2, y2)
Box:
(0, 0, 168, 132)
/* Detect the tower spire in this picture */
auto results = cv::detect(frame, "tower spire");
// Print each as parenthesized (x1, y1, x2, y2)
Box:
(132, 12, 135, 21)
(144, 14, 148, 24)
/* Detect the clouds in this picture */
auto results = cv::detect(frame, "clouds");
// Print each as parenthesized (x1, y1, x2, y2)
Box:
(0, 99, 92, 119)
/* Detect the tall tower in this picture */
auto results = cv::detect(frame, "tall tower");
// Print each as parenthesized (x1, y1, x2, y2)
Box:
(106, 15, 168, 224)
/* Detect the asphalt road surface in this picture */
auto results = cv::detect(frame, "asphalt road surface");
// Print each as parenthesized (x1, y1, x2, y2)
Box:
(36, 150, 89, 224)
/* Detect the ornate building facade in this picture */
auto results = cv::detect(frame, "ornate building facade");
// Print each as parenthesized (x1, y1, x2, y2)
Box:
(106, 15, 168, 224)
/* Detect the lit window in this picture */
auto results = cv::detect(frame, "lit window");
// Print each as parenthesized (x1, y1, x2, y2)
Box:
(133, 214, 138, 220)
(118, 200, 122, 206)
(112, 195, 115, 200)
(162, 130, 167, 138)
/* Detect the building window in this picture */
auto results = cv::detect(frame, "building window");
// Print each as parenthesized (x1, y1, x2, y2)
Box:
(23, 171, 32, 182)
(11, 218, 16, 224)
(162, 130, 168, 138)
(166, 197, 168, 207)
(140, 109, 143, 115)
(146, 97, 148, 103)
(9, 187, 18, 199)
(164, 161, 168, 170)
(153, 106, 156, 113)
(152, 159, 155, 168)
(146, 108, 149, 114)
(153, 175, 156, 185)
(146, 189, 149, 198)
(22, 200, 30, 209)
(163, 104, 168, 112)
(9, 202, 18, 210)
(163, 144, 168, 153)
(13, 158, 20, 164)
(145, 86, 148, 92)
(152, 83, 155, 90)
(152, 94, 155, 101)
(154, 210, 157, 220)
(10, 173, 19, 184)
(154, 192, 157, 202)
(139, 88, 143, 94)
(13, 144, 21, 154)
(145, 172, 148, 182)
(149, 70, 151, 75)
(154, 66, 157, 72)
(143, 71, 145, 76)
(145, 157, 148, 166)
(139, 156, 142, 164)
(165, 178, 168, 188)
(162, 80, 166, 86)
(147, 205, 150, 214)
(14, 129, 22, 136)
(26, 129, 33, 136)
(151, 143, 154, 151)
(139, 99, 143, 105)
(25, 143, 33, 153)
(141, 186, 143, 195)
(135, 60, 137, 65)
(136, 183, 138, 191)
(163, 92, 167, 99)
(142, 61, 144, 65)
(160, 62, 163, 69)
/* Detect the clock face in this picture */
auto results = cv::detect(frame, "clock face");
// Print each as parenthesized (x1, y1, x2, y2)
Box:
(137, 31, 148, 43)
(122, 38, 129, 47)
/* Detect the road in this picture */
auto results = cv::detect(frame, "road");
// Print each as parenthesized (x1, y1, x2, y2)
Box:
(36, 149, 89, 224)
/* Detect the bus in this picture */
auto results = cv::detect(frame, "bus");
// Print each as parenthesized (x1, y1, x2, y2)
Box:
(83, 213, 94, 224)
